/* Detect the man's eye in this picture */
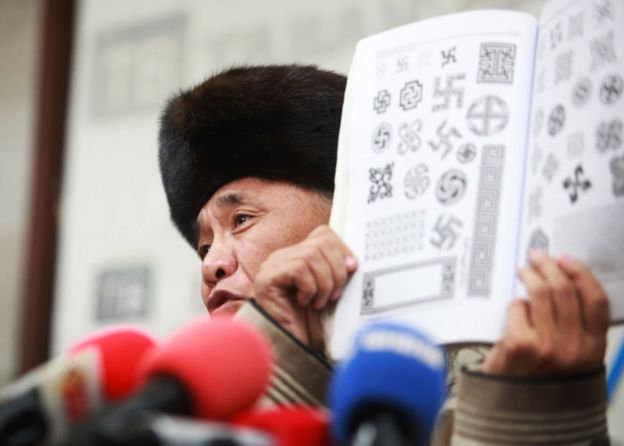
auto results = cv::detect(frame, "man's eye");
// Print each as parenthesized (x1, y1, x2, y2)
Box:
(234, 214, 251, 227)
(199, 244, 211, 258)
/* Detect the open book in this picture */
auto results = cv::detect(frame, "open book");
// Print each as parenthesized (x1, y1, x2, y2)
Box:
(328, 0, 624, 359)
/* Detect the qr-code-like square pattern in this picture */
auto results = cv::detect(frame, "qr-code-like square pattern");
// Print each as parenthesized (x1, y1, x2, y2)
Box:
(365, 210, 425, 261)
(478, 42, 516, 84)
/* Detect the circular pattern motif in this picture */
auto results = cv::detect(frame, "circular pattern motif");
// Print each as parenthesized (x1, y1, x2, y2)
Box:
(371, 123, 392, 153)
(572, 77, 592, 106)
(465, 95, 509, 136)
(457, 143, 477, 164)
(599, 73, 623, 105)
(435, 169, 468, 205)
(404, 164, 430, 199)
(547, 104, 565, 136)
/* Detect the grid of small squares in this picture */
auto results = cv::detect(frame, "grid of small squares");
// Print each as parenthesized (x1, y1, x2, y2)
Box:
(365, 210, 425, 261)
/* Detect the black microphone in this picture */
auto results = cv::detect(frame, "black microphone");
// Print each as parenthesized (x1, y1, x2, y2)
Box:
(105, 412, 276, 446)
(329, 322, 446, 446)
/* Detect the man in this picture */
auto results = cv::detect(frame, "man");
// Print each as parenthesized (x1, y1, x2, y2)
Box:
(159, 65, 610, 444)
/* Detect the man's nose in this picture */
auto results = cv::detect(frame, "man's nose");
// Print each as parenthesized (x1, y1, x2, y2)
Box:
(201, 242, 237, 284)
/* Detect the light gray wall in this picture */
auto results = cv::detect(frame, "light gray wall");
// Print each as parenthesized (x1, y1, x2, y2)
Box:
(0, 0, 42, 385)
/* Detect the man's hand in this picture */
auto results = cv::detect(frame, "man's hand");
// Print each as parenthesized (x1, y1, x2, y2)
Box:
(254, 225, 357, 352)
(482, 252, 610, 377)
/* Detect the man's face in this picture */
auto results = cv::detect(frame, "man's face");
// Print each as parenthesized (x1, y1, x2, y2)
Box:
(197, 177, 331, 317)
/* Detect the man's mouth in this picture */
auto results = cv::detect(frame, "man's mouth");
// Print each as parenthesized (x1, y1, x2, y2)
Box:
(207, 290, 247, 314)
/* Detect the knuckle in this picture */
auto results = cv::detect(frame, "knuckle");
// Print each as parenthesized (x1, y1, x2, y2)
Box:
(527, 280, 549, 298)
(589, 292, 610, 315)
(553, 280, 573, 295)
(536, 341, 554, 364)
(291, 259, 308, 276)
(505, 337, 534, 359)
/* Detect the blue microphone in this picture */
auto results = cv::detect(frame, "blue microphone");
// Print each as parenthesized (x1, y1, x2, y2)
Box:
(329, 322, 446, 446)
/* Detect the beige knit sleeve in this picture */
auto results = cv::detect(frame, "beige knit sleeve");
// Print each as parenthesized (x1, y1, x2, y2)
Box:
(432, 346, 609, 445)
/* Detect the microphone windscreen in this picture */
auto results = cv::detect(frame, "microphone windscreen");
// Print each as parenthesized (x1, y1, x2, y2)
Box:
(233, 406, 333, 446)
(68, 325, 158, 402)
(139, 317, 273, 421)
(329, 322, 446, 445)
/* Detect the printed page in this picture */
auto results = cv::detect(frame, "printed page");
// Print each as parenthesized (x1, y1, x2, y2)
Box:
(329, 10, 538, 358)
(518, 0, 624, 322)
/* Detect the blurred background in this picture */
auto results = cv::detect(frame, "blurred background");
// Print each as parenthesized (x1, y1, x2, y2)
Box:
(1, 0, 623, 437)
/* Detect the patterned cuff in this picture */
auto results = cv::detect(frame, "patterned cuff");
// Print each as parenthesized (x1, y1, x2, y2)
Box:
(453, 366, 608, 445)
(235, 300, 333, 409)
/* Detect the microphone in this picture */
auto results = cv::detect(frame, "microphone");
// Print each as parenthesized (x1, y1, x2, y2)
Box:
(0, 326, 157, 446)
(68, 317, 273, 445)
(232, 406, 334, 446)
(103, 412, 276, 446)
(329, 322, 446, 446)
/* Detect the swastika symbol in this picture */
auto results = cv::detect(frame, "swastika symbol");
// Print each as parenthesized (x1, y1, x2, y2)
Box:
(466, 95, 509, 136)
(599, 73, 623, 104)
(371, 123, 392, 153)
(563, 165, 592, 204)
(430, 214, 463, 250)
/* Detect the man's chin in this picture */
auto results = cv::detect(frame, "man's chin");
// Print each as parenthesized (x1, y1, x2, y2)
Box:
(208, 299, 246, 318)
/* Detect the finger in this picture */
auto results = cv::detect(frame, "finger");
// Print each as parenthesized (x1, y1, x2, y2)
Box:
(557, 255, 610, 336)
(309, 226, 357, 271)
(502, 300, 539, 375)
(303, 246, 336, 309)
(317, 242, 349, 301)
(305, 308, 326, 353)
(517, 265, 555, 337)
(529, 251, 581, 336)
(288, 260, 319, 307)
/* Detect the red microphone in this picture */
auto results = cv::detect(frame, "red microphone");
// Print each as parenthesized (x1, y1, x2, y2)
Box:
(0, 326, 157, 446)
(66, 317, 273, 445)
(233, 406, 335, 446)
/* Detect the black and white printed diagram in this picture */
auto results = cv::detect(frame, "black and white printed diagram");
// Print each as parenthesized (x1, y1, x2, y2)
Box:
(404, 163, 430, 199)
(610, 154, 624, 197)
(596, 119, 622, 153)
(466, 95, 509, 136)
(364, 209, 426, 261)
(367, 163, 394, 204)
(430, 214, 463, 251)
(435, 169, 468, 206)
(562, 165, 592, 204)
(477, 42, 516, 84)
(360, 258, 455, 314)
(547, 104, 566, 136)
(599, 73, 623, 105)
(399, 80, 423, 111)
(373, 89, 391, 113)
(371, 123, 393, 154)
(590, 30, 616, 71)
(432, 74, 465, 111)
(397, 120, 423, 155)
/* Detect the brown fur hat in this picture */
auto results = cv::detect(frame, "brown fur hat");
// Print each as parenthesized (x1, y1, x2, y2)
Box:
(158, 65, 346, 249)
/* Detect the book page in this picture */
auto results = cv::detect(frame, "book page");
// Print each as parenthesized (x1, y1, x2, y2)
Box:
(518, 0, 624, 321)
(329, 10, 538, 358)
